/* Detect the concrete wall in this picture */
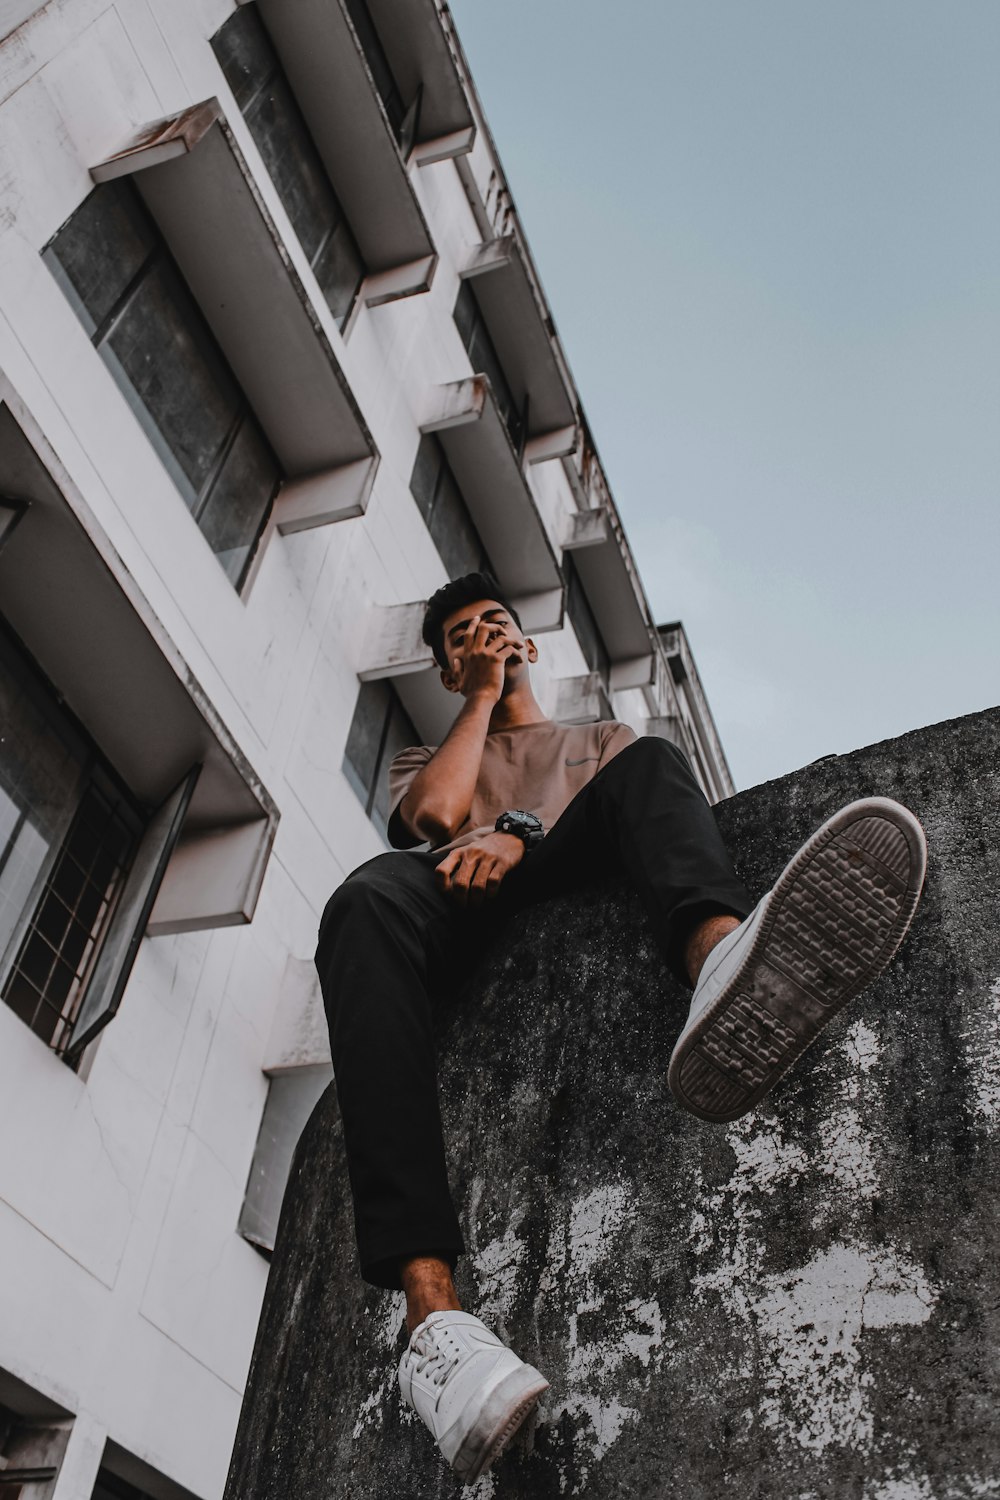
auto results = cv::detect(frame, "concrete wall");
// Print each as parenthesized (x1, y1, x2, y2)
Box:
(225, 707, 1000, 1498)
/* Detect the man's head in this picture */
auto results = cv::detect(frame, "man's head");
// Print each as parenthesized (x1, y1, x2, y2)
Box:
(422, 573, 537, 692)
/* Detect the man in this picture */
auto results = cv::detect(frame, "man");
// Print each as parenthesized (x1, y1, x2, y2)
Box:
(316, 572, 926, 1486)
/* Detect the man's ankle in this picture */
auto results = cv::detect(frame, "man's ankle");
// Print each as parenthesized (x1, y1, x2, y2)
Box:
(685, 914, 742, 987)
(400, 1255, 462, 1335)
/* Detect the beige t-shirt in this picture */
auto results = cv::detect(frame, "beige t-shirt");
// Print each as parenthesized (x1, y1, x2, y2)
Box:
(387, 719, 637, 852)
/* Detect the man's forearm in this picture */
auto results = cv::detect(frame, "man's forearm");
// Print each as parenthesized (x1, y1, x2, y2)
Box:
(400, 693, 494, 845)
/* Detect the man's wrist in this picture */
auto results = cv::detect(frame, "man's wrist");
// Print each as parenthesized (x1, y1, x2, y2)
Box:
(462, 689, 500, 713)
(494, 809, 545, 851)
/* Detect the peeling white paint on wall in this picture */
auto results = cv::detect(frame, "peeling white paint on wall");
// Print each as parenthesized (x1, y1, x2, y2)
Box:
(684, 1018, 941, 1462)
(964, 976, 1000, 1127)
(567, 1183, 634, 1281)
(869, 1472, 935, 1500)
(727, 1119, 809, 1196)
(755, 1241, 938, 1454)
(473, 1224, 529, 1324)
(351, 1292, 406, 1439)
(472, 1180, 673, 1494)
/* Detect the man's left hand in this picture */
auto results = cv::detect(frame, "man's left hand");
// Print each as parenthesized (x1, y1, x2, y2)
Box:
(435, 831, 525, 908)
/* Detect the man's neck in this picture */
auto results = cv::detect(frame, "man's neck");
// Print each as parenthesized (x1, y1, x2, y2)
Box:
(487, 684, 549, 734)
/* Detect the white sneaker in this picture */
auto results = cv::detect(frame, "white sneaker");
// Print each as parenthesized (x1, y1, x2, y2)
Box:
(398, 1311, 548, 1485)
(668, 797, 927, 1123)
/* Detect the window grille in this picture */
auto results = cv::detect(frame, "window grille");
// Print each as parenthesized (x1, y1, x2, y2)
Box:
(44, 180, 281, 589)
(453, 281, 524, 453)
(564, 553, 611, 690)
(1, 775, 140, 1052)
(212, 6, 365, 329)
(343, 680, 419, 841)
(409, 435, 493, 580)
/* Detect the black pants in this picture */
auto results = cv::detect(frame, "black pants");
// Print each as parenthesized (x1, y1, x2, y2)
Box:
(315, 737, 752, 1289)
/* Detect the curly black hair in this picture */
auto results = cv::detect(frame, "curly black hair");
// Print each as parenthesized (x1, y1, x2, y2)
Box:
(422, 573, 523, 670)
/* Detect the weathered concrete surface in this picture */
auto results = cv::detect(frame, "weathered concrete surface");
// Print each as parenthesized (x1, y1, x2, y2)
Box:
(225, 709, 1000, 1499)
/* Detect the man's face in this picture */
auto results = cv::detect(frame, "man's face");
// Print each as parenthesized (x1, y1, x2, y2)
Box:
(439, 597, 536, 694)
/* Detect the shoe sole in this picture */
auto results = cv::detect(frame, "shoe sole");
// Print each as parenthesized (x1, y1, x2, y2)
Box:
(452, 1365, 549, 1485)
(668, 797, 927, 1123)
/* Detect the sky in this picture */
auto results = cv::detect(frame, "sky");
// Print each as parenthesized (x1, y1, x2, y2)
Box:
(450, 0, 1000, 790)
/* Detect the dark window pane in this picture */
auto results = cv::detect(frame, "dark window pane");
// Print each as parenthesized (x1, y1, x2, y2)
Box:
(58, 916, 93, 974)
(212, 3, 277, 112)
(102, 258, 242, 512)
(247, 76, 341, 264)
(453, 278, 477, 347)
(430, 463, 487, 579)
(3, 969, 42, 1029)
(343, 0, 405, 138)
(15, 933, 56, 996)
(312, 219, 365, 328)
(409, 436, 491, 579)
(213, 7, 365, 330)
(196, 418, 279, 586)
(44, 180, 156, 335)
(92, 1469, 156, 1500)
(343, 679, 392, 812)
(371, 696, 419, 839)
(0, 624, 87, 978)
(33, 892, 71, 951)
(410, 433, 443, 525)
(68, 874, 107, 935)
(46, 181, 284, 587)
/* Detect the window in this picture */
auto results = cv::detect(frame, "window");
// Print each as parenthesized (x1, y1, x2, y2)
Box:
(92, 1471, 155, 1500)
(342, 0, 407, 143)
(410, 435, 492, 579)
(343, 680, 418, 841)
(0, 1390, 68, 1490)
(212, 6, 365, 330)
(0, 625, 139, 1052)
(564, 553, 611, 690)
(44, 180, 281, 588)
(0, 621, 192, 1058)
(454, 281, 524, 453)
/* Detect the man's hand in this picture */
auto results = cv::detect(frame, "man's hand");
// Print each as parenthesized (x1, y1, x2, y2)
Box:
(449, 615, 523, 705)
(435, 831, 525, 907)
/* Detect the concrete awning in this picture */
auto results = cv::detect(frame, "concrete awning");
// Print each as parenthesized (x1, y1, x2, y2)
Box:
(460, 237, 577, 438)
(560, 435, 654, 669)
(420, 375, 564, 612)
(91, 104, 375, 484)
(252, 0, 438, 274)
(572, 523, 655, 672)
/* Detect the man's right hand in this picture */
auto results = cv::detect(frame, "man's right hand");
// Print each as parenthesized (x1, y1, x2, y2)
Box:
(449, 615, 522, 704)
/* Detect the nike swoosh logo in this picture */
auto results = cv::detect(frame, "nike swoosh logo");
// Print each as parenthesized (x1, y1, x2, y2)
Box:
(565, 756, 600, 766)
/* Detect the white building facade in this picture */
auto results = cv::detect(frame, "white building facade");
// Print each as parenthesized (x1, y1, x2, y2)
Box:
(0, 2, 735, 1496)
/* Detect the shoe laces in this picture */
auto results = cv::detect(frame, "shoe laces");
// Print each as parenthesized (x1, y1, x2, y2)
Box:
(409, 1317, 460, 1388)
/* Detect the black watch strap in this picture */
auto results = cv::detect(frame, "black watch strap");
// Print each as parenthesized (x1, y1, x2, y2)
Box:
(495, 809, 545, 850)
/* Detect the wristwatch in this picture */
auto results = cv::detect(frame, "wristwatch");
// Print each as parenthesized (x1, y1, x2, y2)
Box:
(495, 809, 545, 851)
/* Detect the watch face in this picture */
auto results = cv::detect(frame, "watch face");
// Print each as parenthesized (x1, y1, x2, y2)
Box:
(497, 810, 543, 841)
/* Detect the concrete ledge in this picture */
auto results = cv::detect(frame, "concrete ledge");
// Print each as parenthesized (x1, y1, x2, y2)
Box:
(225, 707, 1000, 1498)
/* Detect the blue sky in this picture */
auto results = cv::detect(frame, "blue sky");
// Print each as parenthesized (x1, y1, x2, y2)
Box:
(450, 0, 1000, 789)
